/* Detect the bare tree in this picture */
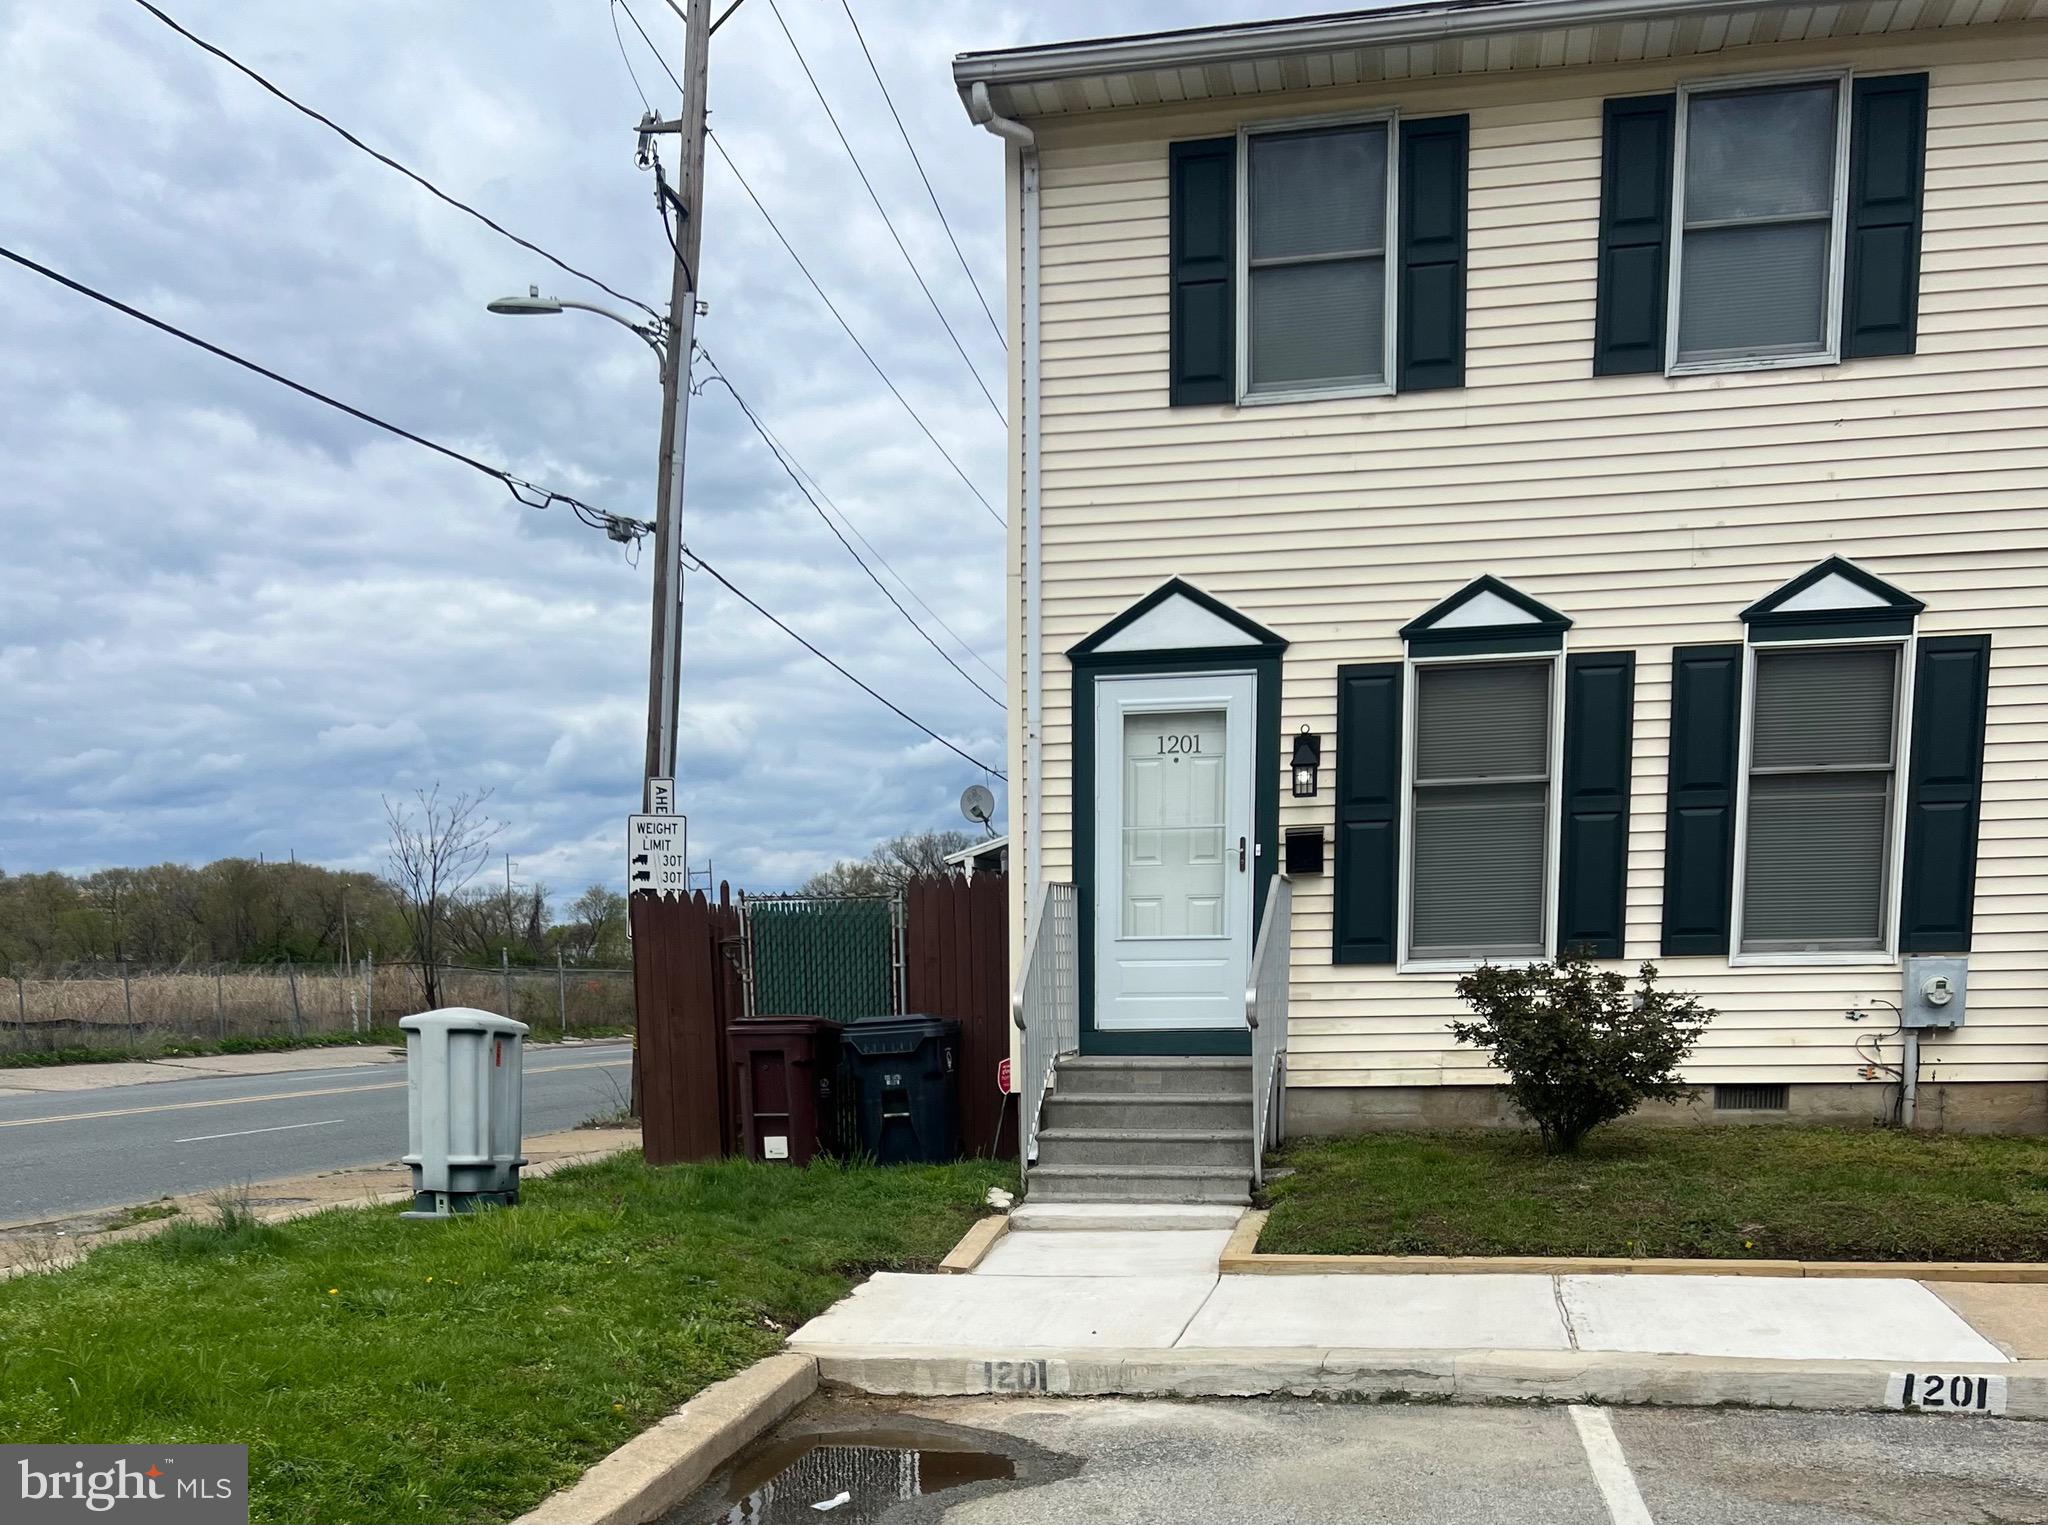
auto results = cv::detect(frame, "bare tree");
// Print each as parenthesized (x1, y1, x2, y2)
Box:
(565, 884, 627, 962)
(384, 786, 501, 1010)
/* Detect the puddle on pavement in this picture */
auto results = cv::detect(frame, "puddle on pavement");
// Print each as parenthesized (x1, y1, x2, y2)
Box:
(670, 1416, 1038, 1525)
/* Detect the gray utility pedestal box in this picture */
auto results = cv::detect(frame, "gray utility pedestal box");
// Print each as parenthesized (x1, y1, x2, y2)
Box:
(1901, 957, 1968, 1029)
(400, 1008, 529, 1219)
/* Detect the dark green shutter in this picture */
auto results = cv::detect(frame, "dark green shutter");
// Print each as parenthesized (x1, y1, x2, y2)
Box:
(1593, 94, 1675, 377)
(1334, 662, 1403, 964)
(1397, 114, 1468, 393)
(1843, 72, 1928, 360)
(1660, 644, 1743, 956)
(1169, 137, 1236, 406)
(1899, 635, 1991, 952)
(1557, 651, 1635, 959)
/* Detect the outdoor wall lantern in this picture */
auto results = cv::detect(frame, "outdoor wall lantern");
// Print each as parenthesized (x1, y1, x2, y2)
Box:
(1290, 726, 1322, 799)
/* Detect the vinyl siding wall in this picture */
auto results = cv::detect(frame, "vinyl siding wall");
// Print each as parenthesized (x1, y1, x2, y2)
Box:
(1014, 24, 2048, 1092)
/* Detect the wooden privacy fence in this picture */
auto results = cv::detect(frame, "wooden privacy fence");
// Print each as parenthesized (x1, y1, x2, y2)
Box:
(631, 886, 744, 1165)
(903, 873, 1015, 1160)
(634, 874, 1012, 1165)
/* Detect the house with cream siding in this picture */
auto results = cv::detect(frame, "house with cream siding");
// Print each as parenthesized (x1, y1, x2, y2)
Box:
(954, 0, 2048, 1202)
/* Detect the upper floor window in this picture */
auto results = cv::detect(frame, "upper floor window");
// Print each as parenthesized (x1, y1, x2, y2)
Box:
(1673, 78, 1849, 372)
(1170, 115, 1468, 407)
(1594, 72, 1923, 379)
(1244, 120, 1393, 398)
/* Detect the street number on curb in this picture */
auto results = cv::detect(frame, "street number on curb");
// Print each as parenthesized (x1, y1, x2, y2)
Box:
(982, 1359, 1049, 1393)
(1886, 1372, 2007, 1414)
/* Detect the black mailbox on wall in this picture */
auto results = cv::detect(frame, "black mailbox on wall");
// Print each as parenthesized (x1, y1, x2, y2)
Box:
(1285, 827, 1325, 876)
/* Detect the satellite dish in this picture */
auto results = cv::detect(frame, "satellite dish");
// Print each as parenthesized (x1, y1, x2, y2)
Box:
(960, 783, 995, 827)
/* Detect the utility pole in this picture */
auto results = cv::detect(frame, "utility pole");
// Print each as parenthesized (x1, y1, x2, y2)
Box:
(642, 0, 711, 806)
(631, 0, 712, 1131)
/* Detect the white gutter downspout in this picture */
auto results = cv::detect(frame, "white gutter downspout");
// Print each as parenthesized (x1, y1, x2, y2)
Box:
(969, 82, 1043, 939)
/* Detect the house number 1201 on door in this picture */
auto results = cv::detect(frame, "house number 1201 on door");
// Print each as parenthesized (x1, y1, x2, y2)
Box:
(1157, 733, 1202, 755)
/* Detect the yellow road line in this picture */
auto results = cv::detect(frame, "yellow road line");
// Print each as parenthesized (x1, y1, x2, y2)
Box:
(0, 1059, 629, 1131)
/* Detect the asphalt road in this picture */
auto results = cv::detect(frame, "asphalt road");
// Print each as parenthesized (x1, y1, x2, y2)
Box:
(672, 1395, 2048, 1525)
(0, 1040, 634, 1223)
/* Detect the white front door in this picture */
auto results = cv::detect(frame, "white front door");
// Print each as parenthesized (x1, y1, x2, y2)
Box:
(1094, 671, 1257, 1031)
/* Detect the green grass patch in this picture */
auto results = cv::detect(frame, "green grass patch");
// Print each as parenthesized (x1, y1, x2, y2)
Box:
(0, 1025, 628, 1068)
(1260, 1127, 2048, 1262)
(0, 1154, 1005, 1524)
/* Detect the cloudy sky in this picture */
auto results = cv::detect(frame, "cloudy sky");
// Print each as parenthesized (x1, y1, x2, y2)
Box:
(1, 0, 1312, 899)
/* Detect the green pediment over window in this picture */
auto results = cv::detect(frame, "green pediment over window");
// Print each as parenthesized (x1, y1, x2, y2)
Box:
(1742, 557, 1923, 640)
(1401, 575, 1570, 655)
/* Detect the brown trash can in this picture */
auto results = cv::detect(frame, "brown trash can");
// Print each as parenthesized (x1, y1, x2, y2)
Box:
(727, 1016, 843, 1165)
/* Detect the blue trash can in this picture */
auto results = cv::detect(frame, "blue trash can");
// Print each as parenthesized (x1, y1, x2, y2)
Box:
(840, 1015, 960, 1164)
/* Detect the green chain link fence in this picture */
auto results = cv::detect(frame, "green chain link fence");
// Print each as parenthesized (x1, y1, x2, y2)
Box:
(742, 895, 902, 1021)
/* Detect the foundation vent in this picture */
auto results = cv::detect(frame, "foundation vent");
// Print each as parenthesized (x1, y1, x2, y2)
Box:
(1713, 1083, 1789, 1112)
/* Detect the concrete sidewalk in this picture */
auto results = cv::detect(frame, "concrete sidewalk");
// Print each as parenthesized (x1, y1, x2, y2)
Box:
(0, 1043, 408, 1094)
(0, 1035, 625, 1094)
(791, 1208, 2048, 1415)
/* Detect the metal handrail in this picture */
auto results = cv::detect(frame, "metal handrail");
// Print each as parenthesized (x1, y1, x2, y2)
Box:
(1011, 881, 1077, 1185)
(1245, 874, 1292, 1190)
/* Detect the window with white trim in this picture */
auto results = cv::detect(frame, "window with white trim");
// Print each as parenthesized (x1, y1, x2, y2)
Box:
(1738, 643, 1900, 954)
(1244, 119, 1392, 397)
(1673, 77, 1848, 371)
(1407, 658, 1555, 961)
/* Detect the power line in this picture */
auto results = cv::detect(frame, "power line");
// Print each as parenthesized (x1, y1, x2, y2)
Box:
(839, 0, 1005, 351)
(697, 349, 1002, 708)
(708, 370, 1005, 687)
(764, 0, 1004, 423)
(608, 0, 655, 113)
(4, 254, 995, 786)
(707, 131, 1003, 528)
(128, 0, 658, 320)
(683, 547, 1004, 778)
(0, 244, 651, 545)
(613, 0, 678, 96)
(605, 1, 1001, 529)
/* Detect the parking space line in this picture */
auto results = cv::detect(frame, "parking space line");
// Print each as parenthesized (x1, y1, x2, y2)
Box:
(1569, 1405, 1653, 1525)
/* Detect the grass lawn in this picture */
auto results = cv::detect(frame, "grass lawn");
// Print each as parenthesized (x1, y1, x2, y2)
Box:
(0, 1153, 1006, 1524)
(1259, 1127, 2048, 1262)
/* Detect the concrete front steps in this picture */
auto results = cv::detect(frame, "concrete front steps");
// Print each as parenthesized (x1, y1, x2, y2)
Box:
(1029, 1056, 1254, 1205)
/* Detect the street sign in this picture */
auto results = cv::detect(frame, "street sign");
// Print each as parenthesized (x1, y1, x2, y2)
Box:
(627, 814, 688, 897)
(647, 777, 676, 815)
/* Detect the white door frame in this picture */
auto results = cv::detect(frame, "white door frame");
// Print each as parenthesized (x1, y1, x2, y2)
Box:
(1092, 669, 1258, 1032)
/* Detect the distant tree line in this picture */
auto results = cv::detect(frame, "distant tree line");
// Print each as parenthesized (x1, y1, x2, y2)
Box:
(1, 810, 992, 975)
(0, 791, 630, 975)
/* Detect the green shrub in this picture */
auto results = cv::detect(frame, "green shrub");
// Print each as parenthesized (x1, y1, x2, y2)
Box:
(1450, 953, 1712, 1154)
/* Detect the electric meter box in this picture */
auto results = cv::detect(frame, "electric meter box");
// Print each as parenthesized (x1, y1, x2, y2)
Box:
(399, 1008, 529, 1219)
(1901, 957, 1968, 1029)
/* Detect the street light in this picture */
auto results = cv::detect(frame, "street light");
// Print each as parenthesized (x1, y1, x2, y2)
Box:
(487, 286, 667, 364)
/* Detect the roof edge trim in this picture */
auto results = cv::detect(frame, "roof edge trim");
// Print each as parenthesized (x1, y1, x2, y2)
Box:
(955, 0, 1821, 103)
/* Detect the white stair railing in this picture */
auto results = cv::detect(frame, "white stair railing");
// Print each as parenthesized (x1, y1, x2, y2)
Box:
(1011, 881, 1077, 1183)
(1244, 874, 1292, 1190)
